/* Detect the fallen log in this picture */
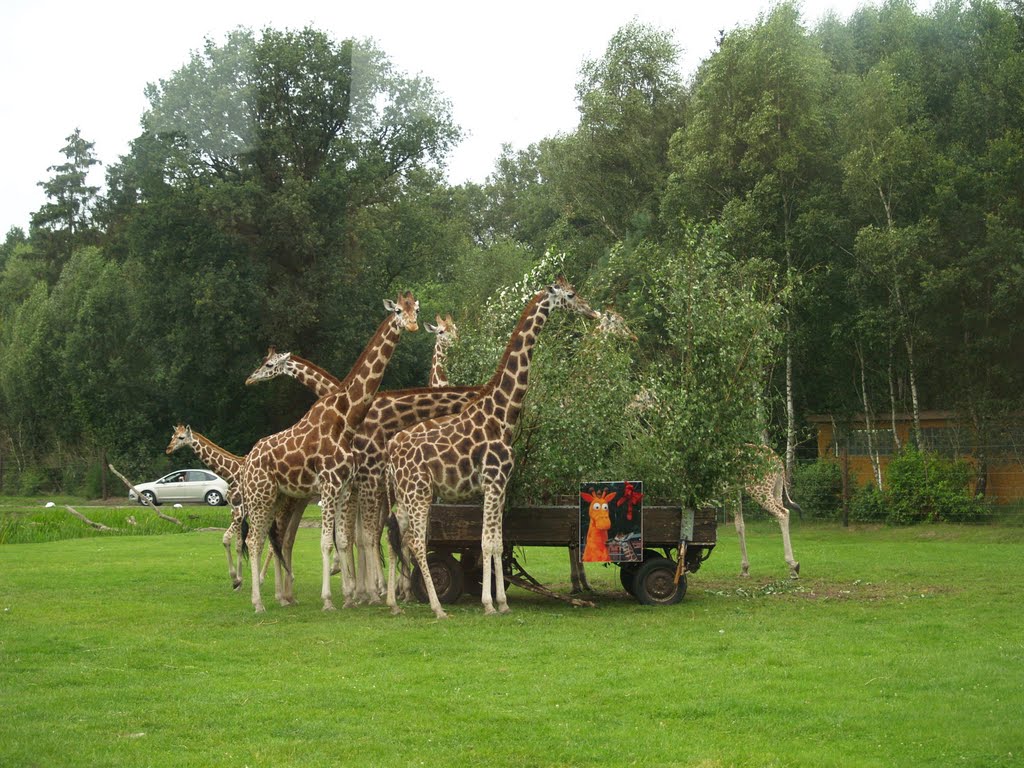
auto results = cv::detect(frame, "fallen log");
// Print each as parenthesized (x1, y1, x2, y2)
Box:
(107, 464, 183, 526)
(64, 505, 115, 532)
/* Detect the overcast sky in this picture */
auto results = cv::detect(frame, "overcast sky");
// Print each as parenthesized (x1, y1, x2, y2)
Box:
(1, 0, 890, 236)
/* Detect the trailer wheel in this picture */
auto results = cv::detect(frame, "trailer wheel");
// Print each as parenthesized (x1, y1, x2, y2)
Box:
(633, 557, 687, 606)
(619, 550, 668, 596)
(413, 551, 465, 605)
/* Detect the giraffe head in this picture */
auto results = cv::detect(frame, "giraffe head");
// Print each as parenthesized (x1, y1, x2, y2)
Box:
(547, 276, 600, 320)
(383, 291, 420, 333)
(425, 314, 458, 352)
(581, 488, 615, 531)
(166, 424, 194, 455)
(245, 346, 292, 386)
(596, 309, 638, 341)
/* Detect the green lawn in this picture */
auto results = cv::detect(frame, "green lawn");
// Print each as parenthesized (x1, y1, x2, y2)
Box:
(1, 519, 1021, 767)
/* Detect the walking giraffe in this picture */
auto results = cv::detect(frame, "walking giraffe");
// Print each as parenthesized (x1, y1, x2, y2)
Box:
(386, 277, 599, 618)
(165, 424, 283, 591)
(239, 292, 420, 613)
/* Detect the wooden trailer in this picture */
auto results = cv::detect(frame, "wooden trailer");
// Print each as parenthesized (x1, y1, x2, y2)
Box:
(411, 503, 718, 607)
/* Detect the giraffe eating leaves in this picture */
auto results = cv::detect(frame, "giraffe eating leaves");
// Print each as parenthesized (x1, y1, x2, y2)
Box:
(385, 276, 599, 619)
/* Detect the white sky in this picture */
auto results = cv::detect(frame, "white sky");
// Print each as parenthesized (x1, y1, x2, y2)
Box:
(1, 0, 883, 236)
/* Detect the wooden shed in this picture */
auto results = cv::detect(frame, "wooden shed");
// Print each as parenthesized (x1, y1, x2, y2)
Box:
(806, 411, 1024, 504)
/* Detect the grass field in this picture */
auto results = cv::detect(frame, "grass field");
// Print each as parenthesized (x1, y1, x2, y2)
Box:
(1, 510, 1021, 767)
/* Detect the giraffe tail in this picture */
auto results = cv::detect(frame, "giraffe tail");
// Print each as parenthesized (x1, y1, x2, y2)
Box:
(782, 485, 804, 519)
(240, 514, 250, 560)
(385, 513, 410, 577)
(267, 519, 291, 577)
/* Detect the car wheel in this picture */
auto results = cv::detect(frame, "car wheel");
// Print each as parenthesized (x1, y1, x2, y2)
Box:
(205, 490, 225, 506)
(141, 490, 158, 506)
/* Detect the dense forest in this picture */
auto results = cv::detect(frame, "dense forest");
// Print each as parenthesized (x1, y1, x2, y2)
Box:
(1, 1, 1022, 509)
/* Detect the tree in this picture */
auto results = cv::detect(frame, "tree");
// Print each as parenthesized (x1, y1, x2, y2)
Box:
(29, 129, 101, 283)
(542, 21, 685, 273)
(665, 2, 834, 480)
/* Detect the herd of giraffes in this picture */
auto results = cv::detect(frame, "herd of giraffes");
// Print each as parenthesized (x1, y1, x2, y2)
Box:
(165, 277, 801, 618)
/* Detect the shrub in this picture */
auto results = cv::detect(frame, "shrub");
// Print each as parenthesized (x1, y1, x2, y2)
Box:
(849, 482, 887, 522)
(885, 448, 982, 524)
(792, 460, 842, 518)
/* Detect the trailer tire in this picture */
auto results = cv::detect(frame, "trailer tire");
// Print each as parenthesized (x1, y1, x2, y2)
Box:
(619, 550, 668, 596)
(413, 551, 465, 605)
(633, 557, 687, 606)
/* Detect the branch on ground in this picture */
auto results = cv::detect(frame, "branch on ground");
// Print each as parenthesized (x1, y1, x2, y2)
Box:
(64, 505, 116, 532)
(107, 463, 183, 526)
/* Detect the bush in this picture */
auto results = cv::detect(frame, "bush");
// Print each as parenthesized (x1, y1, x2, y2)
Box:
(792, 460, 842, 518)
(849, 482, 887, 522)
(885, 448, 982, 524)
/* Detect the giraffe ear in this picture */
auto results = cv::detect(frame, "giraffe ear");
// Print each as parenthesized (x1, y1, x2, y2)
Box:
(445, 314, 454, 325)
(425, 323, 439, 334)
(383, 299, 398, 312)
(267, 345, 276, 356)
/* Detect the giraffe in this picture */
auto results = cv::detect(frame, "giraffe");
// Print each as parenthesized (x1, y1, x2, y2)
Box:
(733, 444, 802, 579)
(165, 424, 284, 591)
(424, 314, 458, 387)
(239, 291, 420, 613)
(244, 343, 484, 604)
(245, 347, 342, 396)
(385, 276, 599, 619)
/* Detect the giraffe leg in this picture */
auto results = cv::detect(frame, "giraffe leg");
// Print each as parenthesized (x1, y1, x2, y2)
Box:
(319, 485, 339, 612)
(335, 484, 359, 608)
(734, 490, 751, 578)
(278, 498, 305, 605)
(402, 493, 447, 619)
(770, 502, 800, 579)
(356, 481, 385, 604)
(223, 518, 240, 590)
(481, 487, 510, 615)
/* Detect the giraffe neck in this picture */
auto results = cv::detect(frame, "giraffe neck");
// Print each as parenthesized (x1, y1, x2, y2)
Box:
(339, 314, 402, 411)
(484, 290, 552, 427)
(429, 347, 450, 388)
(189, 432, 243, 481)
(285, 355, 343, 398)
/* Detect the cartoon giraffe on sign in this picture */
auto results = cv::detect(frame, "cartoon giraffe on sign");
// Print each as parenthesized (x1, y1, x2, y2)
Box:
(239, 292, 420, 613)
(385, 277, 599, 619)
(580, 488, 615, 562)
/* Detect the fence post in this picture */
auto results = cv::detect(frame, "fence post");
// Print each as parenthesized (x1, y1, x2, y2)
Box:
(840, 440, 850, 528)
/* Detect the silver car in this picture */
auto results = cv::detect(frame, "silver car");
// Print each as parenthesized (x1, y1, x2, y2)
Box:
(129, 469, 229, 506)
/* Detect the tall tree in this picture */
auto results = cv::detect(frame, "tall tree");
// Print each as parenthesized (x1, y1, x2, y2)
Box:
(665, 2, 833, 478)
(29, 129, 101, 283)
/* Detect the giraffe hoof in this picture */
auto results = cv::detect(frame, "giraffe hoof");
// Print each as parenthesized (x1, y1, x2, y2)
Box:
(434, 611, 449, 620)
(322, 601, 336, 612)
(790, 563, 801, 579)
(331, 566, 342, 576)
(254, 605, 266, 614)
(498, 605, 512, 615)
(390, 606, 404, 616)
(483, 606, 498, 616)
(232, 580, 242, 591)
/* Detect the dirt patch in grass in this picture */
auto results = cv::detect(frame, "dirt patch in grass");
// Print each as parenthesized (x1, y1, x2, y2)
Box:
(694, 576, 959, 603)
